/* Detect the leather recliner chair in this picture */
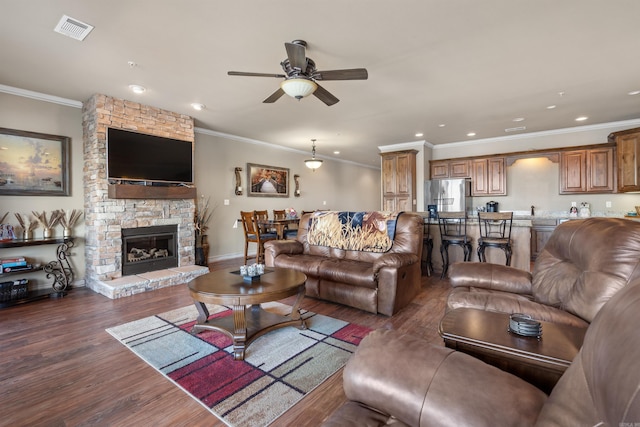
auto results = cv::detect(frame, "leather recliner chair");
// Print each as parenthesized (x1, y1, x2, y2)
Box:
(446, 217, 640, 327)
(322, 277, 640, 426)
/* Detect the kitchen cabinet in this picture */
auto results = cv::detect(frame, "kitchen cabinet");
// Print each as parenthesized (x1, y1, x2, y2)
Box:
(559, 147, 615, 194)
(429, 160, 470, 179)
(608, 128, 640, 192)
(530, 220, 556, 261)
(381, 150, 417, 211)
(471, 157, 506, 196)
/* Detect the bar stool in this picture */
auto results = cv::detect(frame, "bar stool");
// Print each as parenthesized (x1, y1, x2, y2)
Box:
(477, 211, 513, 266)
(421, 216, 434, 276)
(438, 211, 472, 279)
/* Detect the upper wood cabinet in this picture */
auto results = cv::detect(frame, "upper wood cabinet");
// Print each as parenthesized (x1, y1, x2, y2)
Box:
(559, 147, 615, 194)
(471, 157, 506, 196)
(609, 128, 640, 192)
(430, 160, 470, 179)
(381, 150, 417, 211)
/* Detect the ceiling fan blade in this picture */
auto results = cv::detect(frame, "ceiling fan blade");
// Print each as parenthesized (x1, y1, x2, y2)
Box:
(313, 83, 339, 106)
(263, 88, 285, 103)
(228, 71, 286, 78)
(285, 42, 307, 70)
(315, 68, 368, 81)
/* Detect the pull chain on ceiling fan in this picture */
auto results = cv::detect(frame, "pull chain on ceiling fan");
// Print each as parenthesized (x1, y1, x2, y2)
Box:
(228, 40, 368, 106)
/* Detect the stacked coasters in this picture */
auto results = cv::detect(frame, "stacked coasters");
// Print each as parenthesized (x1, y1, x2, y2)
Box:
(509, 313, 542, 338)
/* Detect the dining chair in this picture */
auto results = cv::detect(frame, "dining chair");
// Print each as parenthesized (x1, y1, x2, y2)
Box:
(254, 209, 273, 234)
(477, 211, 514, 266)
(240, 211, 277, 264)
(273, 209, 298, 239)
(437, 211, 472, 279)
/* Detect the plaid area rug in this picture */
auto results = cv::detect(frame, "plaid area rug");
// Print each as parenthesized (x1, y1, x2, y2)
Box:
(106, 302, 371, 426)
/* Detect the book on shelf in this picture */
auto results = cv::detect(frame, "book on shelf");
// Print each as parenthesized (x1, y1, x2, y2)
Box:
(1, 257, 26, 264)
(2, 264, 33, 273)
(1, 260, 28, 268)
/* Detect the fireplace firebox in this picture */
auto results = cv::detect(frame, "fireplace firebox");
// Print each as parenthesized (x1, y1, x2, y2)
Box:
(122, 225, 178, 276)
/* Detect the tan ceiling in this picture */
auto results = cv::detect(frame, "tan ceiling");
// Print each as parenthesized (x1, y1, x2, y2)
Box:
(1, 0, 640, 167)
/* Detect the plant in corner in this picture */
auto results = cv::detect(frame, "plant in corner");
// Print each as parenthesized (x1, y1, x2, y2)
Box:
(194, 195, 215, 266)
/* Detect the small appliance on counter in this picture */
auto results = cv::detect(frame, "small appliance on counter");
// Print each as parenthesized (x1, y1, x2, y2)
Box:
(486, 201, 499, 212)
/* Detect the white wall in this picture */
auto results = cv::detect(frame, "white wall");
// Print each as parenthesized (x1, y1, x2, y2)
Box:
(0, 92, 86, 287)
(193, 131, 381, 261)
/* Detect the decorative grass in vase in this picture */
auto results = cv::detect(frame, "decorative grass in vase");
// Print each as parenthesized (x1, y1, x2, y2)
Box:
(32, 210, 63, 239)
(58, 209, 83, 238)
(14, 213, 39, 240)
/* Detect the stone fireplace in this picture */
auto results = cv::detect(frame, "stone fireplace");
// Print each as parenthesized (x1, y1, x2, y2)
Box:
(82, 94, 208, 298)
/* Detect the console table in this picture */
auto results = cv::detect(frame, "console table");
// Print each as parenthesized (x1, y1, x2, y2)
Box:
(439, 308, 586, 393)
(0, 237, 74, 308)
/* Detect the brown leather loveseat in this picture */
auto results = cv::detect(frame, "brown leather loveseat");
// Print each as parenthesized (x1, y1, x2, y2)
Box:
(264, 211, 423, 316)
(447, 217, 640, 327)
(322, 277, 640, 426)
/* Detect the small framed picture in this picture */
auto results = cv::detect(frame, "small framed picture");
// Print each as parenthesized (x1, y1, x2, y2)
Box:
(0, 127, 71, 196)
(247, 163, 289, 197)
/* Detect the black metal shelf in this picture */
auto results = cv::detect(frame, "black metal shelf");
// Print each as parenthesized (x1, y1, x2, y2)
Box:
(0, 238, 74, 309)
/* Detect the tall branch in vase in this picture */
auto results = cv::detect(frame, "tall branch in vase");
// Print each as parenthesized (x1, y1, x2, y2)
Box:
(194, 195, 215, 266)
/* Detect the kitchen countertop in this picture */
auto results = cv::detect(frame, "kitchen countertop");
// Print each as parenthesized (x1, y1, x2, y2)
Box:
(415, 210, 639, 225)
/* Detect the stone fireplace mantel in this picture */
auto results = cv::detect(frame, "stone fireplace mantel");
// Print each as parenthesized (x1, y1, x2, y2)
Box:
(82, 94, 208, 298)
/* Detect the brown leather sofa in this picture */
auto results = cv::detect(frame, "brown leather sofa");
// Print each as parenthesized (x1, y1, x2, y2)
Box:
(264, 211, 423, 316)
(322, 277, 640, 426)
(446, 217, 640, 327)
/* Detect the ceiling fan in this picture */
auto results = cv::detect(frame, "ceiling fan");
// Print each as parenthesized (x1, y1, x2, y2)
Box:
(227, 40, 368, 106)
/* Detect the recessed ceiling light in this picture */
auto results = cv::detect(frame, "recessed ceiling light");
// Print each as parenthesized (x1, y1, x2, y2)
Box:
(467, 132, 476, 137)
(546, 105, 557, 109)
(128, 84, 146, 94)
(191, 103, 205, 111)
(575, 116, 588, 122)
(415, 133, 423, 137)
(438, 124, 446, 128)
(512, 117, 525, 122)
(333, 151, 340, 155)
(628, 90, 640, 96)
(505, 126, 526, 133)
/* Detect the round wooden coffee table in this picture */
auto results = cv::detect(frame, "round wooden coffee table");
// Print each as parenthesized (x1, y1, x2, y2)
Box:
(188, 267, 307, 360)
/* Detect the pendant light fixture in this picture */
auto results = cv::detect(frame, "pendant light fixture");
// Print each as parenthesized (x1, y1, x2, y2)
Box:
(304, 139, 323, 171)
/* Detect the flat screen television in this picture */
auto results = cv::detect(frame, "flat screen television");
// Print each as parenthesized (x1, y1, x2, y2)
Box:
(107, 127, 194, 185)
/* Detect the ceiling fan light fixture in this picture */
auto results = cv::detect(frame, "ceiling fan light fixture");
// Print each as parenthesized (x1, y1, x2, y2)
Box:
(304, 139, 323, 171)
(281, 78, 317, 100)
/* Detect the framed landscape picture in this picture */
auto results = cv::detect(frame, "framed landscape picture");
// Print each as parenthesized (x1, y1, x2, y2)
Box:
(0, 127, 70, 196)
(247, 163, 289, 197)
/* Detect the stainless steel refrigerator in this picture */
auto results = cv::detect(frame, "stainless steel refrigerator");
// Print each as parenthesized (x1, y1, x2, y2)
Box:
(424, 178, 473, 218)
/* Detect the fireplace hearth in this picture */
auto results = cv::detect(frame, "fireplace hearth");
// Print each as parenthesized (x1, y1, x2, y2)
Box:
(122, 225, 178, 276)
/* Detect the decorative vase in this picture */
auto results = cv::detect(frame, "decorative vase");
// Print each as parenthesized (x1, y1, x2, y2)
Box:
(63, 227, 72, 238)
(201, 234, 210, 265)
(23, 229, 32, 240)
(43, 228, 52, 239)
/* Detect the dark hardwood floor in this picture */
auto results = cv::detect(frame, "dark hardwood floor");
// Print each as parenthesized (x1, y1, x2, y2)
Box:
(0, 259, 450, 427)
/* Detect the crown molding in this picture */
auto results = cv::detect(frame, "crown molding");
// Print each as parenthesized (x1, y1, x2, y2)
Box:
(0, 84, 83, 108)
(195, 128, 379, 170)
(378, 140, 428, 153)
(432, 118, 640, 150)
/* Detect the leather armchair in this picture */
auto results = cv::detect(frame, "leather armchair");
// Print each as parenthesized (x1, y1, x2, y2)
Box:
(323, 277, 640, 426)
(446, 217, 640, 327)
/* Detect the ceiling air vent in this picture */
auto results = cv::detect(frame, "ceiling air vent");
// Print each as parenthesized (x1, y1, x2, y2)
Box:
(505, 126, 526, 133)
(54, 15, 94, 41)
